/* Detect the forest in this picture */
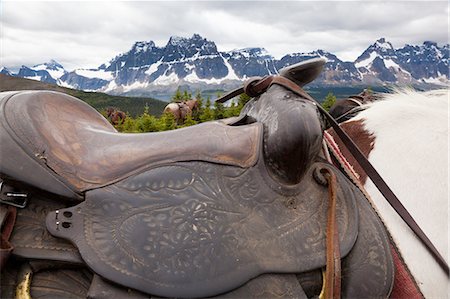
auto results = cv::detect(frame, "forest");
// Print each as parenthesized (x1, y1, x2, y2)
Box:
(107, 89, 337, 133)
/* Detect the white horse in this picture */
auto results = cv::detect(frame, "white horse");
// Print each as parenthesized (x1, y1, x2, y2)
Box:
(327, 88, 449, 298)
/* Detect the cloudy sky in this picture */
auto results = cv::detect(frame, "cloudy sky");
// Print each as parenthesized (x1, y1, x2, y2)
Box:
(1, 1, 448, 71)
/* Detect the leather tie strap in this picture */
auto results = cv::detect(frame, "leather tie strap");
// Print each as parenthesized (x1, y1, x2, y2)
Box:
(243, 76, 274, 97)
(0, 205, 17, 270)
(323, 168, 341, 299)
(215, 75, 449, 275)
(215, 87, 245, 104)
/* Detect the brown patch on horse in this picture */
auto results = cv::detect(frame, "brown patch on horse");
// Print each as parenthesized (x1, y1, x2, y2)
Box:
(327, 119, 375, 185)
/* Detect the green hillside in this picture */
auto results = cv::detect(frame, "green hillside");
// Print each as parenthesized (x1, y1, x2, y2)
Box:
(0, 74, 166, 116)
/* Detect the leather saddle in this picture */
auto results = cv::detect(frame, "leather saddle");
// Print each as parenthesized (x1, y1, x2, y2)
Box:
(0, 58, 394, 298)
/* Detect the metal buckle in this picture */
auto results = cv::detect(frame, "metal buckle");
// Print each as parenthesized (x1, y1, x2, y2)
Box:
(0, 180, 29, 208)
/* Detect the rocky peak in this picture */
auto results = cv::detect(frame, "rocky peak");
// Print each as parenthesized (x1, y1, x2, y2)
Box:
(47, 59, 64, 69)
(163, 34, 219, 61)
(31, 60, 64, 70)
(423, 41, 438, 48)
(373, 38, 394, 51)
(0, 67, 11, 75)
(131, 41, 156, 54)
(354, 38, 397, 69)
(227, 47, 272, 60)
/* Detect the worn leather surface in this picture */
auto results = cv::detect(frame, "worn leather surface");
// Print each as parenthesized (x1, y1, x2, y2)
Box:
(47, 160, 359, 297)
(278, 58, 326, 87)
(340, 182, 395, 297)
(238, 85, 323, 185)
(1, 90, 261, 193)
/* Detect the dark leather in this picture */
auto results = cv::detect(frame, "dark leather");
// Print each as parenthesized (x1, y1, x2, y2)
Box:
(86, 274, 308, 299)
(235, 84, 324, 184)
(278, 58, 326, 87)
(1, 59, 395, 298)
(9, 195, 82, 264)
(0, 91, 261, 195)
(46, 161, 359, 298)
(0, 205, 16, 270)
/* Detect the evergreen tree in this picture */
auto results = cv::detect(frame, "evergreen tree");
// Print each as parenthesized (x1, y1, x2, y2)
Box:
(223, 102, 238, 118)
(200, 97, 214, 122)
(157, 112, 177, 131)
(193, 90, 204, 121)
(195, 90, 202, 101)
(118, 113, 135, 132)
(180, 114, 198, 128)
(213, 100, 225, 120)
(172, 88, 183, 102)
(322, 92, 337, 111)
(238, 93, 251, 109)
(183, 90, 192, 101)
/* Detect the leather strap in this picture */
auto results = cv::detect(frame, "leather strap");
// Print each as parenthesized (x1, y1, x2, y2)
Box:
(323, 169, 341, 299)
(215, 87, 245, 104)
(216, 75, 449, 275)
(0, 205, 17, 270)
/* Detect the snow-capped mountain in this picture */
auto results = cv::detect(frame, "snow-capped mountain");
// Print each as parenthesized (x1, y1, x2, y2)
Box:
(15, 59, 66, 85)
(354, 38, 449, 85)
(3, 35, 449, 97)
(277, 50, 360, 84)
(0, 67, 12, 76)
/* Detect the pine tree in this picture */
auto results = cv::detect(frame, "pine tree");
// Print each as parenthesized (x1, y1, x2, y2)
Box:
(157, 112, 177, 131)
(195, 90, 202, 101)
(180, 114, 198, 128)
(172, 88, 183, 102)
(118, 113, 135, 132)
(213, 100, 225, 120)
(183, 90, 192, 101)
(224, 102, 237, 118)
(238, 93, 251, 109)
(200, 97, 214, 122)
(322, 92, 337, 111)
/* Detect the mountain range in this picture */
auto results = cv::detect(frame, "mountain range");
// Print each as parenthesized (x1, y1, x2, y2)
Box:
(2, 34, 448, 99)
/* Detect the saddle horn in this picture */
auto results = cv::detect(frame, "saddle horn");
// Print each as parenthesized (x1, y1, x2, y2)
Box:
(215, 57, 326, 104)
(278, 57, 326, 87)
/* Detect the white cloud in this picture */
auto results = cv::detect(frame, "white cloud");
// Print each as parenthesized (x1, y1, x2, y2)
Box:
(1, 1, 448, 71)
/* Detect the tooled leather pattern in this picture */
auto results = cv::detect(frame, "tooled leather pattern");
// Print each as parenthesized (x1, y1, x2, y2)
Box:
(47, 160, 359, 297)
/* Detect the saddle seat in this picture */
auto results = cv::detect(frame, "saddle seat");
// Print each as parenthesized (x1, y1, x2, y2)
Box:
(0, 91, 261, 199)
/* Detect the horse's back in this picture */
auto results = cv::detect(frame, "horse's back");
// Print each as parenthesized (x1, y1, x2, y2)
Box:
(351, 89, 449, 298)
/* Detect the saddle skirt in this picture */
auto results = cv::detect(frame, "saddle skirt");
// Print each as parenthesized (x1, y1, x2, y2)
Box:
(45, 160, 361, 297)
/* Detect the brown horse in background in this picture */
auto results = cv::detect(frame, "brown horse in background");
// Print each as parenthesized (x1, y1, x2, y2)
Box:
(106, 107, 127, 125)
(329, 89, 379, 123)
(164, 99, 199, 124)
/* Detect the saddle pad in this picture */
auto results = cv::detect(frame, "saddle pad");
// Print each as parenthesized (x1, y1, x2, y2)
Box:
(46, 161, 359, 297)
